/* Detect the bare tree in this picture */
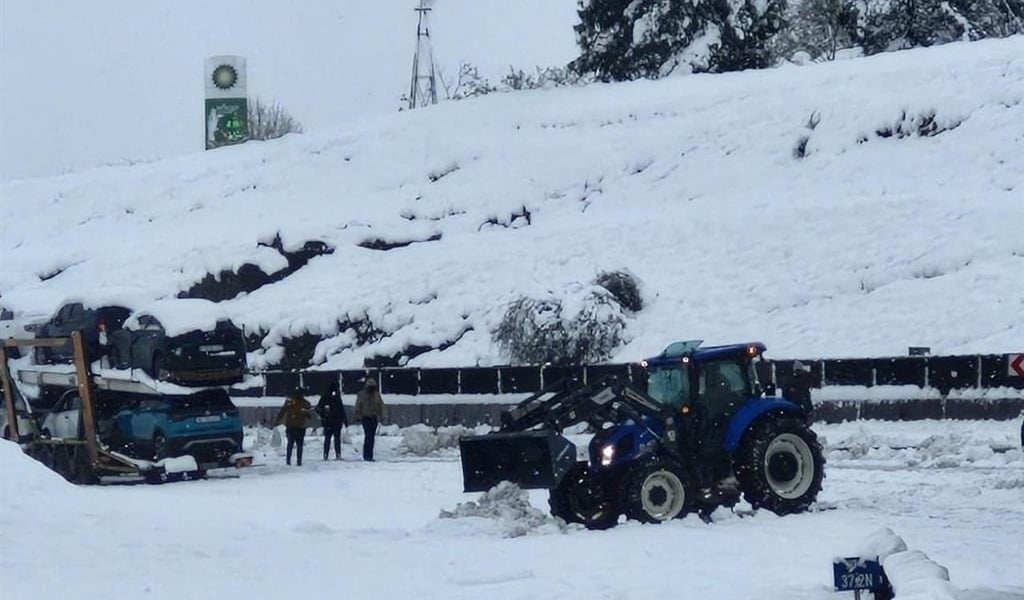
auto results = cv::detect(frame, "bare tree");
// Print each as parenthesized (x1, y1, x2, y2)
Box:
(784, 0, 860, 60)
(439, 61, 498, 100)
(247, 98, 303, 141)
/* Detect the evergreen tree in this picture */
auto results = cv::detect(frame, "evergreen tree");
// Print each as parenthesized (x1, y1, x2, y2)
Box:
(860, 0, 1023, 54)
(572, 0, 788, 80)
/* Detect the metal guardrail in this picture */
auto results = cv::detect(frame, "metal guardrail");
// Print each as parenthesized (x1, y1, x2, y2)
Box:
(239, 354, 1024, 398)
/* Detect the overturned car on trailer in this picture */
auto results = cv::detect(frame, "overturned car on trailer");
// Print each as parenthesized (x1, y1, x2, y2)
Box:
(109, 299, 247, 385)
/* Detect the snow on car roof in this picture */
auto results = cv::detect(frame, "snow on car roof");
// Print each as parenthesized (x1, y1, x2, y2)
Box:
(124, 299, 231, 336)
(59, 287, 152, 313)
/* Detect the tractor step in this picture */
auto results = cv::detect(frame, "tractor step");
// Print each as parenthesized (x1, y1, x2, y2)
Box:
(459, 430, 577, 492)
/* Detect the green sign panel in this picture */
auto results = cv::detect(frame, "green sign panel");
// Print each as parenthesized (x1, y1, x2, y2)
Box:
(205, 97, 248, 150)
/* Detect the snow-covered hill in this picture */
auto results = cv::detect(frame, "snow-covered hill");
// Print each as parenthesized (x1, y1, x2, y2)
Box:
(2, 38, 1022, 369)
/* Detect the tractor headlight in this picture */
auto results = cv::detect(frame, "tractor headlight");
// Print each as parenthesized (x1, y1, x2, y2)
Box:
(600, 444, 615, 466)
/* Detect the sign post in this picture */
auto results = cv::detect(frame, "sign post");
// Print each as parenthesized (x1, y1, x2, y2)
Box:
(833, 557, 886, 600)
(1008, 354, 1024, 378)
(205, 55, 248, 149)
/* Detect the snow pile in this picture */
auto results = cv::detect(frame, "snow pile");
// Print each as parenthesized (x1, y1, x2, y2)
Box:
(885, 550, 958, 600)
(854, 528, 958, 600)
(823, 420, 1024, 469)
(0, 440, 75, 510)
(398, 424, 489, 456)
(437, 481, 564, 538)
(856, 527, 908, 560)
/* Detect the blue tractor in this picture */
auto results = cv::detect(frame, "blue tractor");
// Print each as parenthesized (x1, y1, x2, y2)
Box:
(459, 341, 825, 529)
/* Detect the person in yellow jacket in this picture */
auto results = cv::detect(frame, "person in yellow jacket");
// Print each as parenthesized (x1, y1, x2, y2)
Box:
(275, 389, 312, 466)
(354, 378, 384, 461)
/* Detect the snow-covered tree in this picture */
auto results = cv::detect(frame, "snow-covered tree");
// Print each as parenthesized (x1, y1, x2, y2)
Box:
(571, 0, 788, 80)
(859, 0, 1023, 54)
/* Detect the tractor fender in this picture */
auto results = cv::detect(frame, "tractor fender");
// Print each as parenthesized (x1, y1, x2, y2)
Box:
(723, 398, 803, 454)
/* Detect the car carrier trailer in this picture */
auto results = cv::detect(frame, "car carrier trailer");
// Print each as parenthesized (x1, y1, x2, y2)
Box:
(1, 331, 252, 484)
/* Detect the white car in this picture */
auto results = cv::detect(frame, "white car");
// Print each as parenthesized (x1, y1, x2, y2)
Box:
(40, 390, 84, 439)
(0, 307, 47, 358)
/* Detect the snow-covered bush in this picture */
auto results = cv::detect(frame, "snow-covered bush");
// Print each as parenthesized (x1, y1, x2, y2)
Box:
(595, 269, 643, 312)
(441, 62, 578, 101)
(494, 284, 629, 365)
(248, 97, 303, 141)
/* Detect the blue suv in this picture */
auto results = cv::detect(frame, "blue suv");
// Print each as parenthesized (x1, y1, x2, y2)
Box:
(108, 388, 244, 468)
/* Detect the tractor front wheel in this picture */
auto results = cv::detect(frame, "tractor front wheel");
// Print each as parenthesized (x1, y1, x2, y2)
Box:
(549, 462, 620, 530)
(623, 459, 694, 523)
(736, 416, 824, 515)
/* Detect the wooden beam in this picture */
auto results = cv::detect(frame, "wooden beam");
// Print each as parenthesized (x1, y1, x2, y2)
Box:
(3, 337, 69, 348)
(0, 346, 18, 440)
(71, 332, 99, 467)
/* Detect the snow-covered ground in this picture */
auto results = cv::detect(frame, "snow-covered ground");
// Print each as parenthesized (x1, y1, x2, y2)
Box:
(2, 420, 1021, 600)
(2, 38, 1022, 369)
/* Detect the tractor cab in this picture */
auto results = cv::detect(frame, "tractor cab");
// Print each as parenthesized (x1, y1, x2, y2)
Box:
(642, 340, 766, 419)
(642, 341, 772, 478)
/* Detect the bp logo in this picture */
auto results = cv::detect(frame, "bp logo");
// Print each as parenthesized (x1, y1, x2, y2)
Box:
(212, 64, 238, 90)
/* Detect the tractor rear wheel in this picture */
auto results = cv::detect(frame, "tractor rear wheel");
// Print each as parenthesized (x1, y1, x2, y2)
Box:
(623, 459, 694, 523)
(736, 416, 824, 515)
(549, 462, 620, 530)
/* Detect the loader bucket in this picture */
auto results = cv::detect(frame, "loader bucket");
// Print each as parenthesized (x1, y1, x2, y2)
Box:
(459, 430, 577, 492)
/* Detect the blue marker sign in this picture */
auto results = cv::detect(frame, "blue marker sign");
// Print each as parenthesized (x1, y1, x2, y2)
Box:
(833, 556, 883, 592)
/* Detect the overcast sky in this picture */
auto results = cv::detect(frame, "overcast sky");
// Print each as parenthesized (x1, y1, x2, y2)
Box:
(0, 0, 579, 181)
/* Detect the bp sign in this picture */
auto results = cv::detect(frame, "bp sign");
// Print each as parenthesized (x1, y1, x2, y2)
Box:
(205, 56, 248, 149)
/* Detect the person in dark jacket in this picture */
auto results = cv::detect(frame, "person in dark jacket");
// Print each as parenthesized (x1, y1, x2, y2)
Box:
(316, 381, 348, 460)
(275, 390, 312, 466)
(354, 378, 384, 461)
(783, 361, 815, 423)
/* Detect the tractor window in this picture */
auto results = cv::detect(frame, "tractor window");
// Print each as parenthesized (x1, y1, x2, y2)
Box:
(699, 360, 750, 420)
(646, 366, 690, 410)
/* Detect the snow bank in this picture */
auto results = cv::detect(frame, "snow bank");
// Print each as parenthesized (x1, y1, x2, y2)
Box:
(398, 424, 490, 456)
(0, 440, 75, 507)
(885, 550, 958, 600)
(436, 481, 565, 538)
(857, 527, 908, 560)
(822, 420, 1024, 469)
(814, 386, 1024, 402)
(853, 528, 959, 600)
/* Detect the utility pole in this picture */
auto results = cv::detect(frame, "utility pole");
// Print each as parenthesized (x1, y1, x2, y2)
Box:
(409, 0, 438, 110)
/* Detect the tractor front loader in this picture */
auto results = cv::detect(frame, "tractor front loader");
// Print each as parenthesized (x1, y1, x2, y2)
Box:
(459, 340, 825, 529)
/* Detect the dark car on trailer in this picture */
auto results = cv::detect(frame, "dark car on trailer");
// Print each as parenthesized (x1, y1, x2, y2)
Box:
(33, 301, 130, 364)
(109, 305, 247, 385)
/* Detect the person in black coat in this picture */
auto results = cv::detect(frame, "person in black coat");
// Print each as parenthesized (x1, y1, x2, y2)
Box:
(316, 381, 348, 460)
